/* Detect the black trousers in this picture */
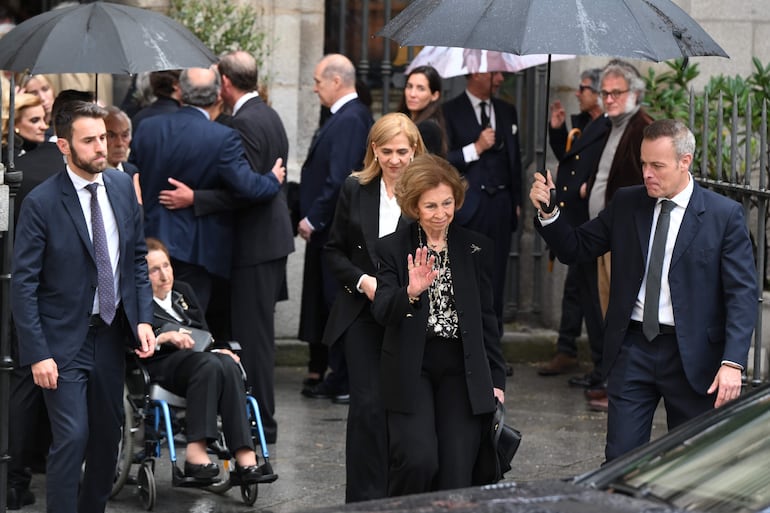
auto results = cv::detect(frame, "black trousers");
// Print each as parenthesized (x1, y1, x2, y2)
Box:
(343, 313, 387, 502)
(605, 329, 714, 462)
(386, 337, 484, 496)
(8, 363, 50, 489)
(144, 351, 254, 453)
(230, 257, 287, 443)
(556, 261, 605, 379)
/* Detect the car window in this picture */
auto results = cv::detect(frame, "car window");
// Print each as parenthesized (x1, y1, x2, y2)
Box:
(612, 394, 770, 512)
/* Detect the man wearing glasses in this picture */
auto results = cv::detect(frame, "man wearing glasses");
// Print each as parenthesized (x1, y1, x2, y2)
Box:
(538, 68, 609, 389)
(583, 59, 653, 411)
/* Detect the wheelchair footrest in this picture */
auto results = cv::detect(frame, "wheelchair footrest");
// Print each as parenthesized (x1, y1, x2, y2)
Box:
(257, 462, 278, 484)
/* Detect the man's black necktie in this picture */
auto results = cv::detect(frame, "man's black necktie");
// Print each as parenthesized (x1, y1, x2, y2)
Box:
(643, 200, 675, 341)
(479, 101, 490, 128)
(86, 183, 116, 325)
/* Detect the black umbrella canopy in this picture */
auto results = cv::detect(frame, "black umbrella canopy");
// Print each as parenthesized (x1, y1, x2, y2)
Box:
(378, 0, 728, 62)
(0, 1, 217, 74)
(378, 0, 728, 211)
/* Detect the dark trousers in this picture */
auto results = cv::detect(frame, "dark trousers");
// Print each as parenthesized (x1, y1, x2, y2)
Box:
(230, 257, 287, 443)
(299, 241, 331, 376)
(43, 321, 125, 513)
(343, 313, 387, 503)
(556, 261, 604, 379)
(386, 338, 483, 496)
(605, 329, 715, 462)
(145, 350, 253, 452)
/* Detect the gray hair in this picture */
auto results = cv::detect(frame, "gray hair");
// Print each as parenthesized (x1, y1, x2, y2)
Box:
(180, 68, 221, 108)
(601, 59, 645, 104)
(104, 105, 132, 131)
(580, 68, 602, 91)
(643, 119, 696, 159)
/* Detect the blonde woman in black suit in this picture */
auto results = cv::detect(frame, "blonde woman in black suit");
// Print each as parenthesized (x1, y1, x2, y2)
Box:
(322, 113, 426, 502)
(372, 154, 507, 496)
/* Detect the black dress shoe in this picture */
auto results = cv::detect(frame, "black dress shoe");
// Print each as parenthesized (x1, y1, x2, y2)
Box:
(302, 377, 322, 388)
(183, 461, 219, 479)
(7, 487, 35, 510)
(231, 463, 262, 485)
(302, 380, 344, 399)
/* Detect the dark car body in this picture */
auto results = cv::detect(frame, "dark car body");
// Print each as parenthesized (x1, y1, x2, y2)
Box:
(303, 383, 770, 513)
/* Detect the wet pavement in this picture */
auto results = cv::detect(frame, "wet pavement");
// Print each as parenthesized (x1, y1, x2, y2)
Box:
(17, 362, 667, 513)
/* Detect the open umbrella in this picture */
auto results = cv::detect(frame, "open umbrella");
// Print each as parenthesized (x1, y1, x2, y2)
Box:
(406, 46, 574, 78)
(0, 1, 216, 74)
(378, 0, 729, 211)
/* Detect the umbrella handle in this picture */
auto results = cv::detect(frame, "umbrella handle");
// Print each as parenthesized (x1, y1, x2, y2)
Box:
(539, 178, 557, 214)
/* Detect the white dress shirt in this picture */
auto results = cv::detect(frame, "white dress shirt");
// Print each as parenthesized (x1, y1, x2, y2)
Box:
(67, 167, 121, 314)
(461, 90, 496, 163)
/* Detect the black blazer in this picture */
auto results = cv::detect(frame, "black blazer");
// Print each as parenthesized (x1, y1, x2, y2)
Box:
(443, 93, 522, 229)
(150, 280, 208, 360)
(321, 175, 407, 346)
(193, 96, 295, 267)
(551, 115, 611, 227)
(372, 223, 507, 415)
(299, 98, 373, 238)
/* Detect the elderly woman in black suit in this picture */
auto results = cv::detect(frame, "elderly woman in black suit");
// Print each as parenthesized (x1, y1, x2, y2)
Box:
(372, 154, 507, 496)
(322, 112, 426, 502)
(143, 238, 262, 485)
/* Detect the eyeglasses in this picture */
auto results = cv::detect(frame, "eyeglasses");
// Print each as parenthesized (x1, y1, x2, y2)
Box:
(578, 85, 595, 93)
(600, 89, 630, 100)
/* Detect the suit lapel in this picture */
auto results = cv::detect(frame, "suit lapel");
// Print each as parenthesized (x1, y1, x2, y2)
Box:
(60, 172, 95, 261)
(360, 178, 381, 265)
(635, 195, 657, 264)
(671, 183, 705, 269)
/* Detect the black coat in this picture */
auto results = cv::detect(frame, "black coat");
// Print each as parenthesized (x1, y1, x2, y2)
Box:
(372, 223, 506, 415)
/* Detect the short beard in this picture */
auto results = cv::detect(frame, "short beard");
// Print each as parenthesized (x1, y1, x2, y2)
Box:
(70, 144, 107, 175)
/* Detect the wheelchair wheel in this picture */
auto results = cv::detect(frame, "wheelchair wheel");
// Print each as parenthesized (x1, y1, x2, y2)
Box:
(204, 457, 233, 495)
(240, 483, 258, 506)
(111, 387, 135, 498)
(137, 461, 156, 511)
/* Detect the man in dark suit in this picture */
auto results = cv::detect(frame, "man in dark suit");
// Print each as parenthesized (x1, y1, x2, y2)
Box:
(531, 119, 757, 462)
(538, 68, 607, 381)
(6, 90, 96, 510)
(10, 101, 156, 513)
(156, 51, 294, 443)
(443, 72, 523, 331)
(130, 67, 286, 315)
(298, 53, 373, 399)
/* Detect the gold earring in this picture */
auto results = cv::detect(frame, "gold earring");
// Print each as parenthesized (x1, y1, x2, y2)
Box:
(374, 155, 378, 162)
(410, 156, 414, 162)
(14, 128, 19, 134)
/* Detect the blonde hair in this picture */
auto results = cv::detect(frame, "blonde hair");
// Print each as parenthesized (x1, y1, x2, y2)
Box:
(2, 93, 44, 145)
(352, 112, 426, 185)
(395, 154, 466, 220)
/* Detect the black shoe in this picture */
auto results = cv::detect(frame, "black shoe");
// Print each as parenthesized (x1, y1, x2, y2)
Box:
(301, 381, 344, 399)
(332, 393, 350, 405)
(231, 463, 262, 485)
(7, 487, 35, 510)
(183, 461, 219, 480)
(302, 376, 322, 388)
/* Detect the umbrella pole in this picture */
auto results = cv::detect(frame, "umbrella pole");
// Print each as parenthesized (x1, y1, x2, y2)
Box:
(539, 55, 557, 213)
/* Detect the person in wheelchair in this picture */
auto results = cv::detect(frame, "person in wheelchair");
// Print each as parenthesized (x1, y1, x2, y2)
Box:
(144, 237, 262, 485)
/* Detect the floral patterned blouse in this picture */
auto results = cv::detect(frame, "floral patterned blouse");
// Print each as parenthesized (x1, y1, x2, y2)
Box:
(425, 247, 460, 339)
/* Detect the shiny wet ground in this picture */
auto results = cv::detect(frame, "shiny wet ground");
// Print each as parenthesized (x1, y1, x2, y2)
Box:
(20, 364, 666, 513)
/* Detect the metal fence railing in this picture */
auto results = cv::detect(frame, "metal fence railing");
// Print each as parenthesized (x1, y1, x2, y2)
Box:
(690, 93, 769, 385)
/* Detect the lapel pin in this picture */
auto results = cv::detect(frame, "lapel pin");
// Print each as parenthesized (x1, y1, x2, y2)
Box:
(471, 244, 481, 253)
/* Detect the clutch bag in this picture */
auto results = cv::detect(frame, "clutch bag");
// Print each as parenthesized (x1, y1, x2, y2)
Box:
(159, 322, 214, 352)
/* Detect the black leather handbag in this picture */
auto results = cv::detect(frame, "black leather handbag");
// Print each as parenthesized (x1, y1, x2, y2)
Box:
(472, 399, 522, 485)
